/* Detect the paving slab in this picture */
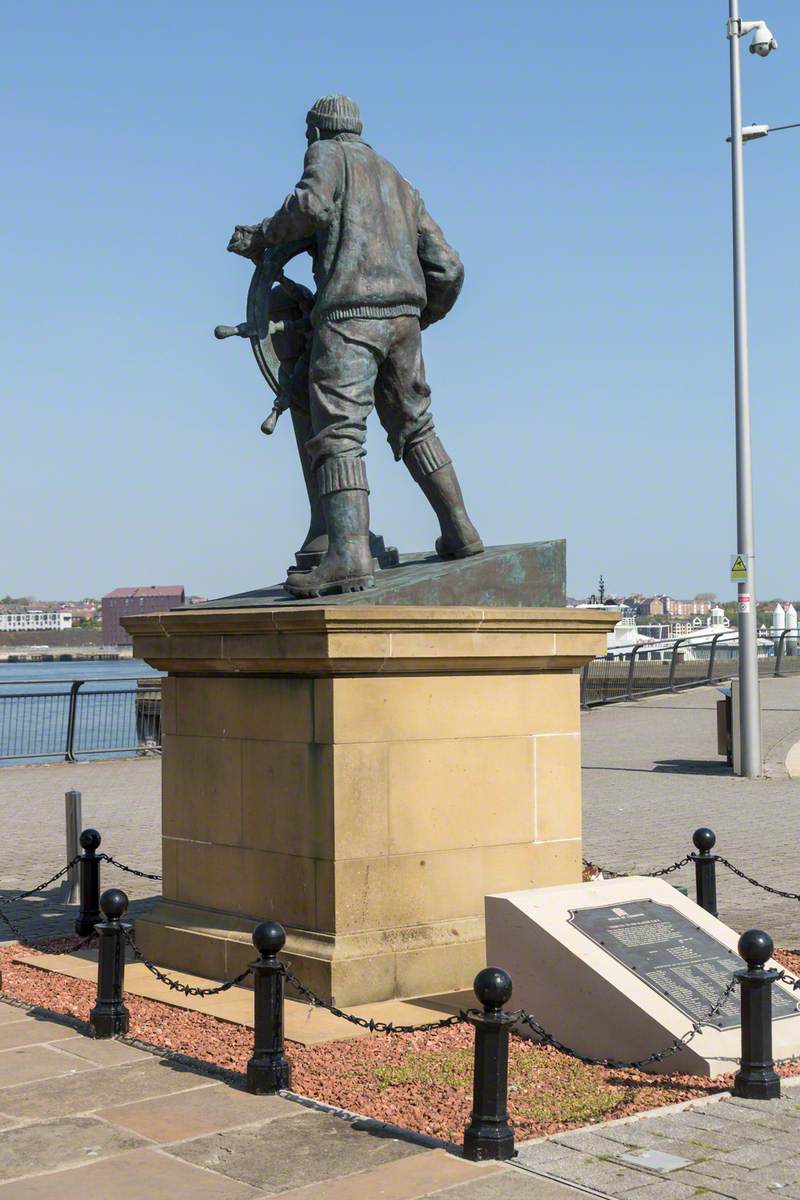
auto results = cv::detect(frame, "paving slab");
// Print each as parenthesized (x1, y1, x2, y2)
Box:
(439, 1169, 587, 1198)
(623, 1137, 707, 1164)
(0, 1145, 260, 1199)
(549, 1156, 657, 1194)
(515, 1141, 588, 1169)
(718, 1139, 790, 1168)
(0, 1014, 81, 1050)
(0, 1007, 31, 1027)
(682, 1158, 754, 1183)
(657, 1124, 769, 1153)
(98, 1082, 292, 1142)
(620, 1182, 699, 1200)
(621, 1113, 731, 1142)
(654, 1110, 740, 1135)
(0, 1114, 147, 1182)
(726, 1093, 800, 1112)
(551, 1127, 639, 1155)
(0, 1056, 214, 1119)
(584, 1121, 675, 1149)
(273, 1149, 500, 1199)
(0, 1042, 95, 1088)
(166, 1109, 425, 1193)
(51, 1034, 153, 1066)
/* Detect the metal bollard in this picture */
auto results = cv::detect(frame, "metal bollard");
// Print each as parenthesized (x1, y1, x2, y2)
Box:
(246, 921, 291, 1094)
(734, 929, 781, 1100)
(463, 967, 516, 1162)
(65, 790, 82, 905)
(90, 888, 130, 1039)
(75, 829, 102, 936)
(691, 827, 719, 917)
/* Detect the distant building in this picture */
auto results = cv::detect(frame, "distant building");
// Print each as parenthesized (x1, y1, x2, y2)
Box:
(102, 586, 185, 645)
(64, 604, 98, 623)
(665, 598, 712, 618)
(631, 596, 711, 618)
(0, 609, 72, 633)
(638, 597, 665, 616)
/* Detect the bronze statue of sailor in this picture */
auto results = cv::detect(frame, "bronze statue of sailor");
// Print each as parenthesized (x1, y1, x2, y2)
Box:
(218, 95, 483, 597)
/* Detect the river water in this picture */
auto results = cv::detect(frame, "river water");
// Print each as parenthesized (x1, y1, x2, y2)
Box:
(0, 660, 162, 765)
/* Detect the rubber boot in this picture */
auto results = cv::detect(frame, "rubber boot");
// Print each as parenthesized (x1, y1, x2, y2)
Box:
(404, 436, 484, 559)
(285, 481, 374, 598)
(289, 407, 328, 570)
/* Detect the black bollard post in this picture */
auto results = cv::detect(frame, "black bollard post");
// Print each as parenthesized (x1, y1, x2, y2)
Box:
(75, 828, 102, 936)
(734, 929, 781, 1100)
(463, 967, 516, 1162)
(90, 889, 130, 1039)
(246, 921, 291, 1094)
(691, 827, 719, 917)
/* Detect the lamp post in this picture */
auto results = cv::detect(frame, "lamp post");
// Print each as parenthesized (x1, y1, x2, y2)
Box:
(726, 4, 777, 778)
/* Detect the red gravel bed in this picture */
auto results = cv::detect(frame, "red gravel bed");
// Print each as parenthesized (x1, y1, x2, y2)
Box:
(2, 940, 799, 1145)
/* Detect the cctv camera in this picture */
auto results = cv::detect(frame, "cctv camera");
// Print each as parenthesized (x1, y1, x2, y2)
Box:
(749, 22, 777, 56)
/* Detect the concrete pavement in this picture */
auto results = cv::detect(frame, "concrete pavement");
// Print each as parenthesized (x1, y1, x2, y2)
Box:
(0, 757, 161, 941)
(582, 674, 800, 945)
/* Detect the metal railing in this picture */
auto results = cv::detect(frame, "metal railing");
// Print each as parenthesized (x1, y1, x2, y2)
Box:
(0, 678, 162, 762)
(773, 627, 800, 677)
(581, 630, 800, 708)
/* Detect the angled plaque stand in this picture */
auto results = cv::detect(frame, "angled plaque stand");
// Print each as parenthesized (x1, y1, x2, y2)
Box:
(486, 876, 800, 1075)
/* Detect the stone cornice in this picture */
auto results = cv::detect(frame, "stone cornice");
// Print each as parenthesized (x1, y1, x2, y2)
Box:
(124, 605, 617, 677)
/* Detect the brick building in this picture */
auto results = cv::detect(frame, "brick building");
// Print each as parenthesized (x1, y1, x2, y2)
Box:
(632, 596, 712, 618)
(666, 598, 712, 618)
(102, 586, 185, 645)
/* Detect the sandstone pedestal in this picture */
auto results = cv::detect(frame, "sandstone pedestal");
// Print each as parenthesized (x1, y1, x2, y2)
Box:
(125, 605, 613, 1005)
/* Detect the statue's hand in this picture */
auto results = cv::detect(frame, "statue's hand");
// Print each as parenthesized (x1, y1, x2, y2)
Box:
(227, 224, 263, 260)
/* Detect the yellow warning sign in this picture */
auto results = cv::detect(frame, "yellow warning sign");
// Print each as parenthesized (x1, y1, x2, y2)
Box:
(730, 554, 748, 582)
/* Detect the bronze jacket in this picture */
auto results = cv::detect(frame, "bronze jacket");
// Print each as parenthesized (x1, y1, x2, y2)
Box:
(261, 137, 464, 328)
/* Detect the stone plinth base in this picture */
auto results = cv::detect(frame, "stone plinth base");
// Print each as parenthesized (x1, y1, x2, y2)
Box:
(193, 540, 566, 610)
(125, 605, 614, 1005)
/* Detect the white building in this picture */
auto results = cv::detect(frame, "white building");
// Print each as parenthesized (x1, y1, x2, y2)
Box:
(0, 610, 72, 632)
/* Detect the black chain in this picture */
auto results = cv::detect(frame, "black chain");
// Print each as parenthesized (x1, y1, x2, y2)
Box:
(774, 969, 800, 1062)
(718, 857, 800, 902)
(0, 905, 96, 953)
(650, 855, 693, 877)
(100, 855, 162, 881)
(122, 928, 250, 996)
(0, 907, 34, 943)
(582, 858, 623, 879)
(582, 855, 691, 880)
(0, 858, 79, 904)
(513, 976, 738, 1071)
(585, 849, 800, 898)
(755, 973, 800, 1067)
(282, 966, 465, 1034)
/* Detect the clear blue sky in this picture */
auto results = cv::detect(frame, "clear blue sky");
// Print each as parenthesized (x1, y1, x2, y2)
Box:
(2, 2, 798, 602)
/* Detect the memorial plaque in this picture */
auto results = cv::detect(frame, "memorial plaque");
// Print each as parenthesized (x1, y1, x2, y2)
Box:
(486, 876, 800, 1076)
(569, 898, 799, 1029)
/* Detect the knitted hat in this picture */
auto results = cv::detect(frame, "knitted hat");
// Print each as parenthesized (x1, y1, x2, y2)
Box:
(306, 95, 362, 135)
